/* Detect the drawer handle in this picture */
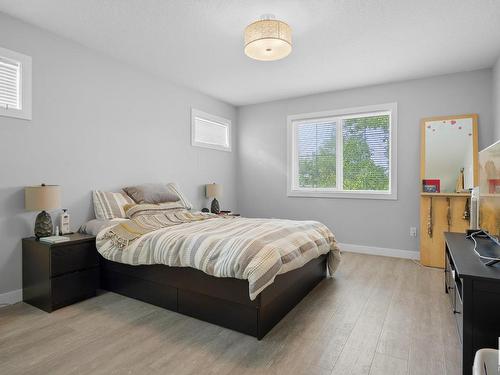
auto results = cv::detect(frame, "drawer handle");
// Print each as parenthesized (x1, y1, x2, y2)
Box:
(448, 286, 454, 291)
(453, 310, 461, 314)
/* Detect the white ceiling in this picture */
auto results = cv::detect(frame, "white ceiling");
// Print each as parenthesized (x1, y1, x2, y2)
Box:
(1, 0, 500, 106)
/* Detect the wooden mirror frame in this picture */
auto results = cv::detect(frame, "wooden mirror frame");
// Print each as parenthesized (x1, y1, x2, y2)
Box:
(420, 114, 479, 191)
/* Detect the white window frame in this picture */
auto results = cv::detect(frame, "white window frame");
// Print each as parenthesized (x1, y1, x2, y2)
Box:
(191, 108, 231, 152)
(0, 46, 32, 120)
(287, 102, 397, 200)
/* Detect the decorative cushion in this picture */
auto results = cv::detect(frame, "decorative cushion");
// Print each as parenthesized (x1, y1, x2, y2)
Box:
(125, 201, 186, 219)
(92, 191, 135, 220)
(123, 183, 180, 204)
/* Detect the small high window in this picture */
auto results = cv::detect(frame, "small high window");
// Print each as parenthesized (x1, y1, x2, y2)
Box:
(191, 109, 231, 152)
(0, 46, 32, 120)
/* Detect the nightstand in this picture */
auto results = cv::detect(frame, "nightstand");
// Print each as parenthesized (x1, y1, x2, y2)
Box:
(22, 233, 99, 312)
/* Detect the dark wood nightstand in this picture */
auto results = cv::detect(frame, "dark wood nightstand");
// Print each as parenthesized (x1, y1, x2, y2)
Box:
(22, 233, 99, 312)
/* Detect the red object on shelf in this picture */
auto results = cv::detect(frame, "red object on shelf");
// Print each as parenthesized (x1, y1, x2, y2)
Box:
(422, 179, 440, 193)
(488, 179, 500, 194)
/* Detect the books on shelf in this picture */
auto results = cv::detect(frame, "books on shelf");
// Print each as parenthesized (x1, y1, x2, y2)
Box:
(39, 236, 70, 244)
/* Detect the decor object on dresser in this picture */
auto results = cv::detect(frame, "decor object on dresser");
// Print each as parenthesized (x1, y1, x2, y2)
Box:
(22, 233, 99, 312)
(25, 184, 61, 239)
(206, 183, 221, 214)
(420, 114, 479, 267)
(422, 179, 440, 193)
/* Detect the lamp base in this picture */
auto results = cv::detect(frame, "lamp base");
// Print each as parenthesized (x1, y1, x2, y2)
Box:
(35, 210, 53, 239)
(211, 198, 220, 214)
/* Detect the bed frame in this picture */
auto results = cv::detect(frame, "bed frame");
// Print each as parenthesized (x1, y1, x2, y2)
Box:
(99, 254, 327, 339)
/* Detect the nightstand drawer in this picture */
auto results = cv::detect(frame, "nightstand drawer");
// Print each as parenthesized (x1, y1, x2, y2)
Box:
(51, 268, 99, 310)
(51, 242, 98, 277)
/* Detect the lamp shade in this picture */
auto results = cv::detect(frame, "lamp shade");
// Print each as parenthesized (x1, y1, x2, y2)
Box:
(206, 183, 222, 198)
(244, 16, 292, 61)
(25, 185, 61, 211)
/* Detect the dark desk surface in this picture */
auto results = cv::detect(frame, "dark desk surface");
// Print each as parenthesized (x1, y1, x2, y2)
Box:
(445, 232, 500, 281)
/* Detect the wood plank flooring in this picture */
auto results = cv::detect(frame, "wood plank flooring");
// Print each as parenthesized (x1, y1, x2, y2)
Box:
(0, 253, 461, 375)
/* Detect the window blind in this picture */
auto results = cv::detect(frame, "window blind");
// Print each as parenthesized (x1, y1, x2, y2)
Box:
(194, 117, 229, 148)
(297, 121, 336, 188)
(0, 57, 20, 110)
(342, 114, 390, 191)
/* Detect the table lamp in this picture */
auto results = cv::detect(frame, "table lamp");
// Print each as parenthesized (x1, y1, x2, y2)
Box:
(206, 183, 222, 214)
(25, 184, 61, 239)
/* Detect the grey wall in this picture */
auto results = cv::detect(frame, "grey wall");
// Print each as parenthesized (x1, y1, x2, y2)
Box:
(494, 56, 500, 141)
(237, 70, 494, 253)
(0, 13, 237, 295)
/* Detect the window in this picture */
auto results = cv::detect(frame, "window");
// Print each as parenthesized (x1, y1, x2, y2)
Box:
(288, 103, 397, 199)
(191, 108, 231, 152)
(0, 46, 32, 120)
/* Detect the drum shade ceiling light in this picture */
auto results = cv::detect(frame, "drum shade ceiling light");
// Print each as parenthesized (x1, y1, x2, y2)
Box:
(244, 15, 292, 61)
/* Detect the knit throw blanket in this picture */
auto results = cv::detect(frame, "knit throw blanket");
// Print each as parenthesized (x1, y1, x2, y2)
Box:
(104, 206, 216, 249)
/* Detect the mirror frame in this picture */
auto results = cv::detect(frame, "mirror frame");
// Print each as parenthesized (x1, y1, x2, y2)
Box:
(420, 114, 479, 191)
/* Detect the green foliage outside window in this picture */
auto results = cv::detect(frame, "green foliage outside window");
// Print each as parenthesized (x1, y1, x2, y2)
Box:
(298, 115, 389, 191)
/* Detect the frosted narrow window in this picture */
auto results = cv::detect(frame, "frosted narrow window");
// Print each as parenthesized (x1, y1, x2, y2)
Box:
(0, 46, 32, 120)
(191, 109, 231, 152)
(0, 57, 20, 110)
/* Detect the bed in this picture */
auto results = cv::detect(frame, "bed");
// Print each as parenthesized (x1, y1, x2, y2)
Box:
(86, 204, 341, 339)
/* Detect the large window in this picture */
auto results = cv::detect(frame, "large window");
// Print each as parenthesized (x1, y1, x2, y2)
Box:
(191, 108, 231, 152)
(0, 46, 32, 120)
(288, 103, 397, 199)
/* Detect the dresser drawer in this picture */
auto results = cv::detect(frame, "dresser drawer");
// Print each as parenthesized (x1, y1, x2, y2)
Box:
(51, 241, 98, 277)
(51, 267, 99, 310)
(445, 253, 455, 307)
(454, 285, 463, 343)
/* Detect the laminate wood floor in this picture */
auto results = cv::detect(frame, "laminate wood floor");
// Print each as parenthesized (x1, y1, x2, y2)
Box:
(0, 252, 461, 375)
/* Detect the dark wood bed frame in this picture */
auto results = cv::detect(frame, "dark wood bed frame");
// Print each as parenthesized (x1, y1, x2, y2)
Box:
(99, 254, 327, 339)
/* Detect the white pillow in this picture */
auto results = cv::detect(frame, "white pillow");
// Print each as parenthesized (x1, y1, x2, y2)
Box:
(166, 183, 193, 210)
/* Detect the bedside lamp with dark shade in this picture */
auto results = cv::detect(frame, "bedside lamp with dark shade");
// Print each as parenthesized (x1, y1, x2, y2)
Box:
(206, 183, 221, 214)
(25, 184, 61, 239)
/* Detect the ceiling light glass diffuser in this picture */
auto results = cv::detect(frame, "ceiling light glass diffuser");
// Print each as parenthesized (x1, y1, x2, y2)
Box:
(244, 15, 292, 61)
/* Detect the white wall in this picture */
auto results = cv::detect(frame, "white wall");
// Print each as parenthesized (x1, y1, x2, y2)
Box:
(237, 70, 494, 253)
(494, 56, 500, 141)
(0, 13, 237, 295)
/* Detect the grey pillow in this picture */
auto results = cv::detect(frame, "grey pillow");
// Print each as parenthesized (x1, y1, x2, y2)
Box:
(79, 219, 123, 236)
(123, 183, 180, 204)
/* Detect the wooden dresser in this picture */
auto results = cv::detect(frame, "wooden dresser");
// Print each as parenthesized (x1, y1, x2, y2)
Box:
(444, 232, 500, 375)
(420, 193, 471, 268)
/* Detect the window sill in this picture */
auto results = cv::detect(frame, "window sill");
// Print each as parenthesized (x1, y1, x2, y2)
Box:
(0, 108, 32, 120)
(287, 189, 397, 200)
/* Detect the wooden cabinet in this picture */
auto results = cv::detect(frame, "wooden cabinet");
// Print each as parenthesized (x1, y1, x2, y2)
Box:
(420, 193, 471, 267)
(22, 233, 98, 312)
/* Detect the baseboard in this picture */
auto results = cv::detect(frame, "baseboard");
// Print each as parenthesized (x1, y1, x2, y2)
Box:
(0, 289, 22, 306)
(338, 242, 419, 260)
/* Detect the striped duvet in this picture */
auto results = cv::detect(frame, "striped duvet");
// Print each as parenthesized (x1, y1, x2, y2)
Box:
(96, 210, 341, 300)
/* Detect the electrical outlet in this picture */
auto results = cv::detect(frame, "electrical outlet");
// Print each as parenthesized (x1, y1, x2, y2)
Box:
(410, 227, 417, 237)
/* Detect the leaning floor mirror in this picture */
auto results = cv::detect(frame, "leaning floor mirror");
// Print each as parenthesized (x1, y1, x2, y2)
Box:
(419, 114, 479, 268)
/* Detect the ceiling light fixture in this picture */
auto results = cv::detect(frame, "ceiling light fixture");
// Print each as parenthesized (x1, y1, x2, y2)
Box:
(244, 14, 292, 61)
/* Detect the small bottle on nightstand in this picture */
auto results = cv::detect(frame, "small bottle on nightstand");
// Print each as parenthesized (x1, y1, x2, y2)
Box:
(60, 209, 70, 235)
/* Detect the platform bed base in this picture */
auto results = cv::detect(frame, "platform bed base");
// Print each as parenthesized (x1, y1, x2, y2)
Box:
(99, 254, 327, 339)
